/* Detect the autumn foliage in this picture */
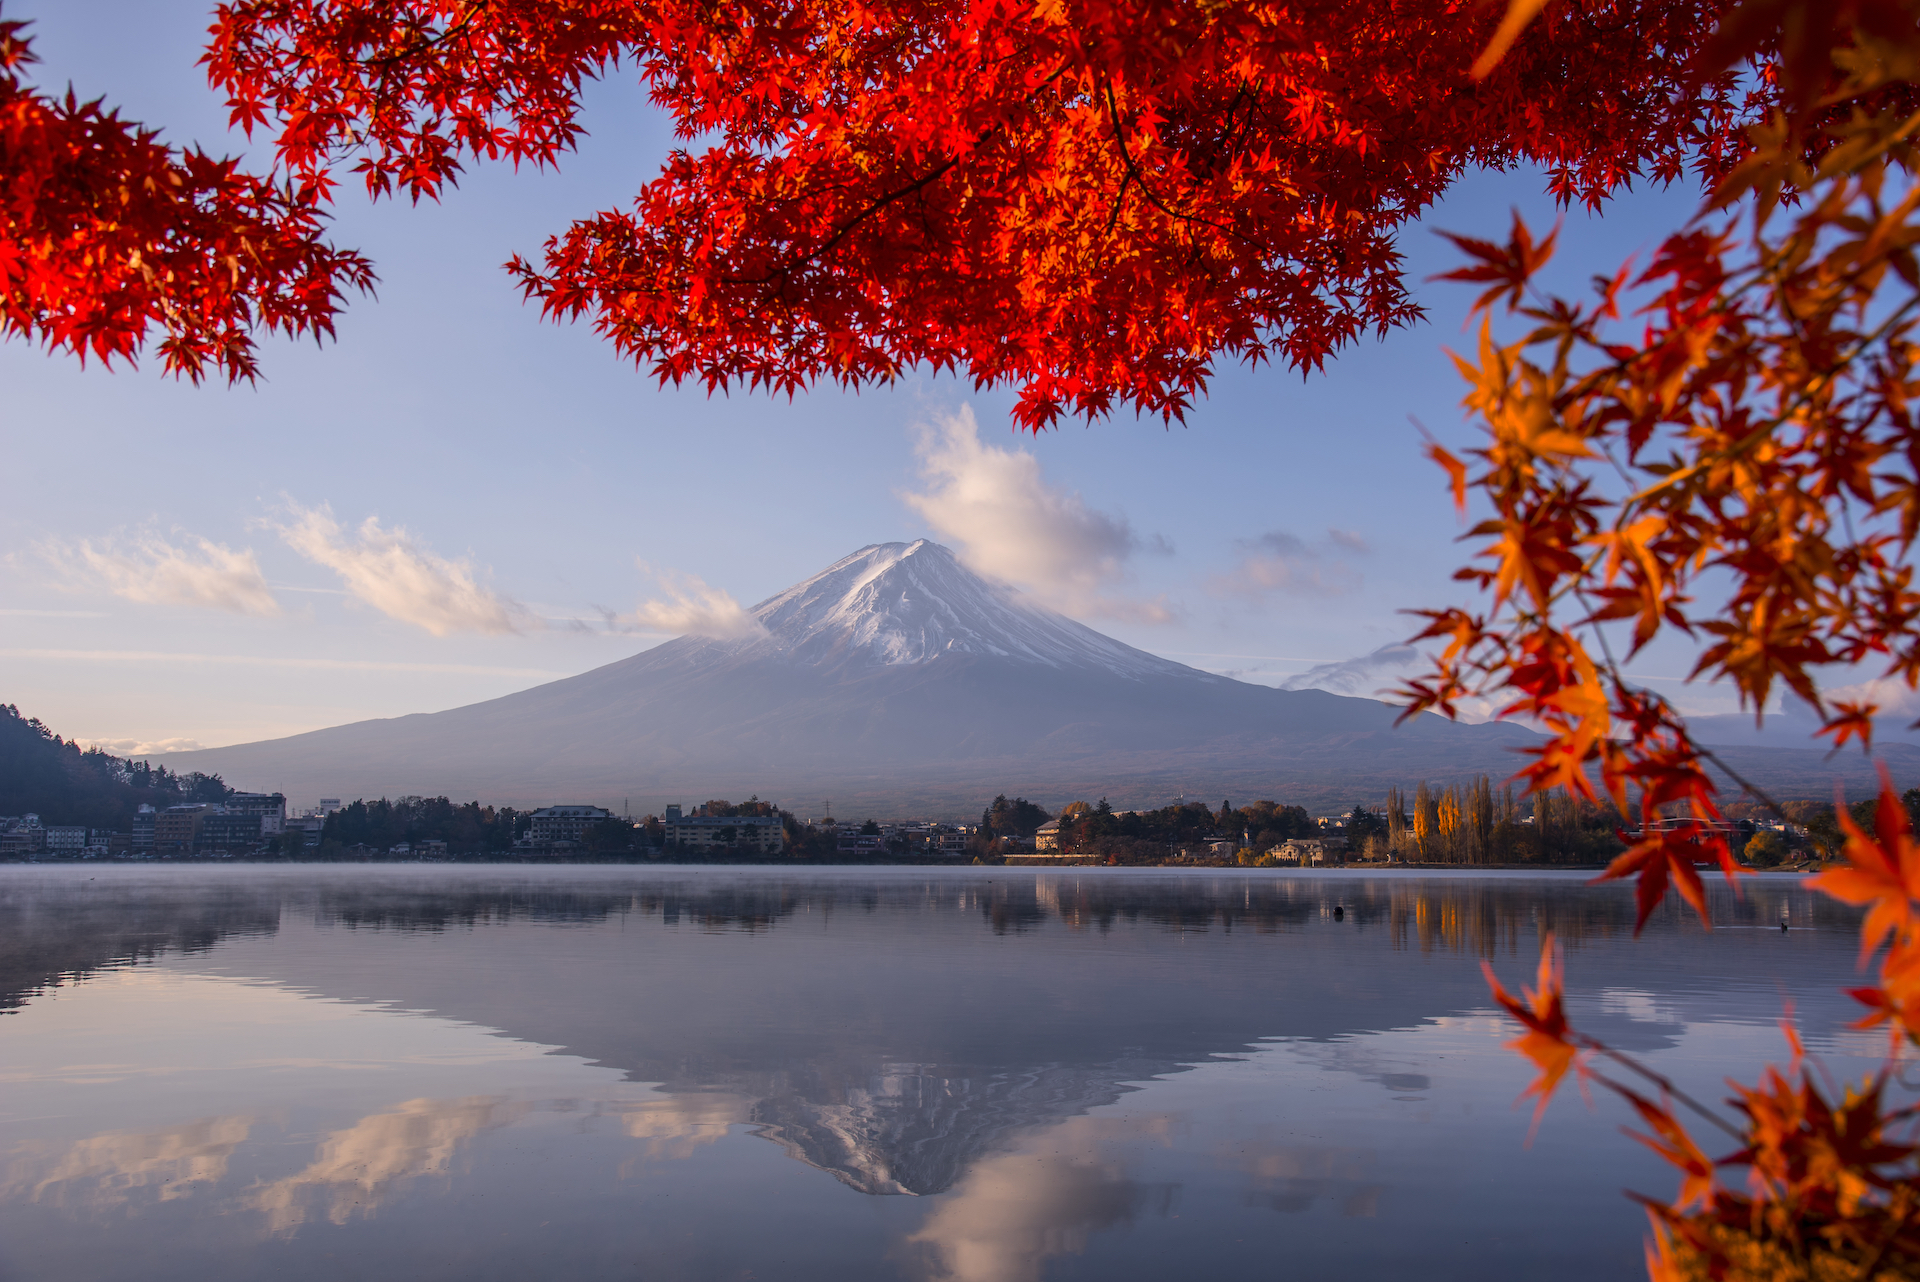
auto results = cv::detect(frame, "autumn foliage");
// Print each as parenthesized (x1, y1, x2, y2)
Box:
(143, 0, 1763, 424)
(1490, 775, 1920, 1280)
(0, 10, 370, 380)
(14, 0, 1920, 1275)
(1397, 0, 1920, 908)
(1391, 0, 1920, 1274)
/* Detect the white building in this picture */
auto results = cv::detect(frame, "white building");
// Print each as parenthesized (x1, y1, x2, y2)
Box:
(0, 815, 46, 858)
(44, 826, 88, 855)
(1279, 838, 1332, 864)
(528, 805, 614, 845)
(663, 806, 784, 854)
(226, 792, 287, 835)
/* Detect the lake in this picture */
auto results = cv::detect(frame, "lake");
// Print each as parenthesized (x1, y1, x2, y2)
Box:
(0, 866, 1886, 1282)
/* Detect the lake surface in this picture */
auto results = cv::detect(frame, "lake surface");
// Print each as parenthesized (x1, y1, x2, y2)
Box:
(0, 866, 1889, 1282)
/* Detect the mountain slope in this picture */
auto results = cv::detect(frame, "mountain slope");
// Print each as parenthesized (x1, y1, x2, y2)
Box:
(159, 541, 1902, 814)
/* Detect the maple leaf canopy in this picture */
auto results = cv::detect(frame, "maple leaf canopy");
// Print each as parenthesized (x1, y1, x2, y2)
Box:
(182, 0, 1758, 424)
(0, 9, 372, 381)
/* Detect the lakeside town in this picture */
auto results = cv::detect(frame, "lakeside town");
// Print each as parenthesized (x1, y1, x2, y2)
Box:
(0, 782, 1838, 868)
(0, 698, 1869, 869)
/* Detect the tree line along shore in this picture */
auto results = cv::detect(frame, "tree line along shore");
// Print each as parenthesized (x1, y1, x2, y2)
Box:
(2, 705, 1895, 866)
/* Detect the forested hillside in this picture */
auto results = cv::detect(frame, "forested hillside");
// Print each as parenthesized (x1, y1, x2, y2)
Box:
(0, 705, 233, 829)
(319, 796, 532, 853)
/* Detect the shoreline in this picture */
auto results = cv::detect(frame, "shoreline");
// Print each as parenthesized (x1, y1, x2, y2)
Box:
(0, 858, 1820, 875)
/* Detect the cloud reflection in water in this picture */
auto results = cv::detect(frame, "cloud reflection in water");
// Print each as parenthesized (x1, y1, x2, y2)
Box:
(0, 868, 1887, 1282)
(1228, 1136, 1382, 1217)
(907, 1117, 1178, 1282)
(9, 1114, 254, 1207)
(616, 1090, 748, 1160)
(248, 1096, 532, 1233)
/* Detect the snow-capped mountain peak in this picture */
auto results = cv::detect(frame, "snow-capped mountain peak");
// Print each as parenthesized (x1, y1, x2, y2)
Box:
(708, 541, 1196, 680)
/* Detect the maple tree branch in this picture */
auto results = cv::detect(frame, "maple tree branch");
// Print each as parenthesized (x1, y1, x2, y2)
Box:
(1464, 204, 1920, 774)
(1584, 1057, 1746, 1141)
(359, 3, 490, 72)
(722, 59, 1078, 291)
(721, 156, 963, 288)
(1100, 80, 1237, 239)
(1175, 81, 1260, 181)
(1578, 596, 1792, 821)
(1619, 256, 1920, 513)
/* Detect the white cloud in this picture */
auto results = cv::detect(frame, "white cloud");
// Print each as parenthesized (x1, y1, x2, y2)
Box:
(1280, 643, 1502, 721)
(1819, 675, 1920, 720)
(48, 534, 281, 617)
(78, 736, 207, 756)
(1213, 528, 1367, 598)
(0, 648, 564, 678)
(620, 571, 768, 640)
(901, 406, 1174, 623)
(270, 503, 528, 637)
(907, 1116, 1168, 1282)
(1279, 644, 1420, 697)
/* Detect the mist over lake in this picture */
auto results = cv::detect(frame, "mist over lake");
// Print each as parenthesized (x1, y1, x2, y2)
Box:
(0, 867, 1883, 1282)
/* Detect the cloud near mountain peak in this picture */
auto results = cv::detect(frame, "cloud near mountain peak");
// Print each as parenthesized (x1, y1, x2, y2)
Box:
(901, 406, 1176, 624)
(618, 570, 768, 640)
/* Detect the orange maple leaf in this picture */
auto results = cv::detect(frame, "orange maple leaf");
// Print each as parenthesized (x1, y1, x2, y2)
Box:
(1483, 935, 1581, 1131)
(1809, 767, 1920, 963)
(1817, 701, 1879, 753)
(1424, 436, 1469, 514)
(1596, 826, 1731, 933)
(1849, 935, 1920, 1042)
(1619, 1086, 1716, 1209)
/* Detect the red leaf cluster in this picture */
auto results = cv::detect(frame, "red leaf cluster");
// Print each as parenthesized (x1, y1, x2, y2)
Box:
(0, 11, 371, 381)
(203, 0, 1765, 426)
(1398, 0, 1920, 933)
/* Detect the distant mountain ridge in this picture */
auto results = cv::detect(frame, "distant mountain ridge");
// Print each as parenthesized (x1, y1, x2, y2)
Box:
(158, 541, 1913, 815)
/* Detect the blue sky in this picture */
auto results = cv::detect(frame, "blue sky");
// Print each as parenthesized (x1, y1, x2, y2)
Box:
(3, 0, 1758, 754)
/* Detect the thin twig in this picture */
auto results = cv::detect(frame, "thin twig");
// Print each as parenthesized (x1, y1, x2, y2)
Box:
(1101, 80, 1238, 238)
(1584, 1056, 1745, 1141)
(361, 3, 488, 72)
(721, 157, 962, 288)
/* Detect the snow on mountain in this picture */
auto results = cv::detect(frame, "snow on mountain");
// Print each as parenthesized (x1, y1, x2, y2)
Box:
(696, 540, 1197, 679)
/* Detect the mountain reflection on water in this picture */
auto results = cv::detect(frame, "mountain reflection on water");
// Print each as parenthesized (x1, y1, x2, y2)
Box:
(0, 868, 1882, 1282)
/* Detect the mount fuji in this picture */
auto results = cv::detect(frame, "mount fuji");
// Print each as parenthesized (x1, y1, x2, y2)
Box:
(159, 540, 1901, 815)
